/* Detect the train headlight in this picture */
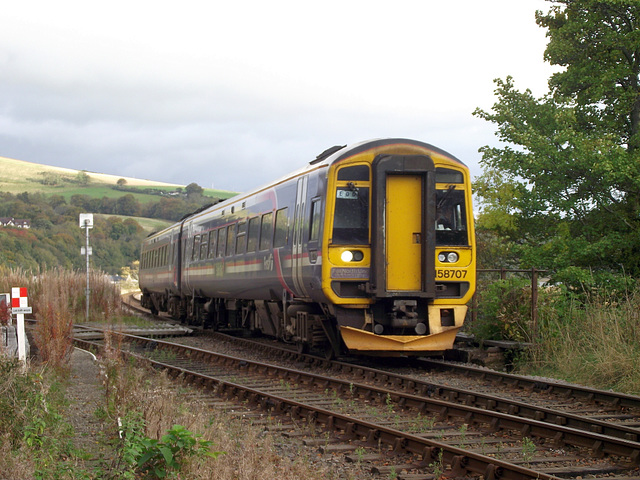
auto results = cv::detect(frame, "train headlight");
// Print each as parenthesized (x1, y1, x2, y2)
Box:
(341, 250, 364, 262)
(438, 251, 459, 263)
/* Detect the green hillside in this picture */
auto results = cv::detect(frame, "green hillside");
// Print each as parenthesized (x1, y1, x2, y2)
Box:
(0, 155, 238, 274)
(0, 155, 236, 202)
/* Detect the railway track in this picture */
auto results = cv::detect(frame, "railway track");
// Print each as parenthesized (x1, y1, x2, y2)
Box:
(73, 322, 640, 480)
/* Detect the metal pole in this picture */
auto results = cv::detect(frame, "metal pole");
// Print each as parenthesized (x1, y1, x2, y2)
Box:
(85, 220, 90, 322)
(531, 267, 539, 340)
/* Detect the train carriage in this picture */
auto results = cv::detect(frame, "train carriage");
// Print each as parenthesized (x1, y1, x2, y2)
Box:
(140, 138, 476, 357)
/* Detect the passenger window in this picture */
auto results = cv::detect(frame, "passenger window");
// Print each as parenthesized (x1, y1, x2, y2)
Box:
(309, 198, 322, 241)
(192, 235, 200, 261)
(274, 208, 288, 248)
(208, 230, 217, 259)
(200, 232, 209, 260)
(226, 224, 236, 256)
(236, 221, 247, 254)
(259, 213, 273, 250)
(247, 217, 259, 252)
(217, 228, 227, 257)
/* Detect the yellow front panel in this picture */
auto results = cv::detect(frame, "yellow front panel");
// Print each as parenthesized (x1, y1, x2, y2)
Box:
(386, 175, 422, 291)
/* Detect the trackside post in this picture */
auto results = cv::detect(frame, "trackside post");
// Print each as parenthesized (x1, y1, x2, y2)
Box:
(11, 287, 32, 362)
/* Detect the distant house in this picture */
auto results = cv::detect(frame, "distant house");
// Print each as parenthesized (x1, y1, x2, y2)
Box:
(0, 217, 31, 229)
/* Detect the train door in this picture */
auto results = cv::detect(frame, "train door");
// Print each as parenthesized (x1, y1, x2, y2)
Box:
(370, 155, 436, 297)
(386, 175, 422, 291)
(292, 175, 309, 297)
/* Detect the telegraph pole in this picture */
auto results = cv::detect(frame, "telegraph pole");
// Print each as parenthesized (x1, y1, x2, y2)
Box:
(79, 214, 93, 322)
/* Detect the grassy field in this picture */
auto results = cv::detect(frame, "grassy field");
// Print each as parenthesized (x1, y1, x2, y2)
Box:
(96, 214, 173, 233)
(0, 155, 237, 201)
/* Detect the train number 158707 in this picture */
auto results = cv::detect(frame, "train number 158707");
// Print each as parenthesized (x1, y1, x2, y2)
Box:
(436, 269, 467, 279)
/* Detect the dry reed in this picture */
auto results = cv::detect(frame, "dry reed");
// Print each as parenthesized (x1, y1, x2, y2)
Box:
(0, 267, 122, 370)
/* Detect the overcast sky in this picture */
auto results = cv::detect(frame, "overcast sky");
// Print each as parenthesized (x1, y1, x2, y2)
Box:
(1, 0, 558, 192)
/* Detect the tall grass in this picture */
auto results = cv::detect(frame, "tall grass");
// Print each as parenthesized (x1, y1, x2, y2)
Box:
(0, 266, 121, 369)
(527, 288, 640, 394)
(0, 357, 79, 479)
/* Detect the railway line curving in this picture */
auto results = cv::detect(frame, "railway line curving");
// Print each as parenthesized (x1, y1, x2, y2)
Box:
(72, 319, 640, 479)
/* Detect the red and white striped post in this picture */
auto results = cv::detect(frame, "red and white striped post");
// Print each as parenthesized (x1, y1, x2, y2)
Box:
(11, 287, 32, 361)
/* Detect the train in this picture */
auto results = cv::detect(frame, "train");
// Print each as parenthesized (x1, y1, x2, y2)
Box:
(139, 139, 476, 357)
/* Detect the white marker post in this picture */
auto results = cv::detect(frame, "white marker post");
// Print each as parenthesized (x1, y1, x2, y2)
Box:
(80, 214, 93, 322)
(11, 287, 32, 362)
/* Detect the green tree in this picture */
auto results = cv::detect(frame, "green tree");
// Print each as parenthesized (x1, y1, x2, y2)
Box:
(115, 194, 140, 216)
(76, 170, 90, 185)
(185, 182, 203, 199)
(474, 0, 640, 276)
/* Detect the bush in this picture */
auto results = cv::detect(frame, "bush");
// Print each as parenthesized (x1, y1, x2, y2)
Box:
(137, 424, 223, 479)
(551, 266, 636, 302)
(0, 299, 9, 325)
(471, 277, 533, 342)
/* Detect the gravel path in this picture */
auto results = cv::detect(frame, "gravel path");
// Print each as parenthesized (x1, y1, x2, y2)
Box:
(65, 348, 112, 466)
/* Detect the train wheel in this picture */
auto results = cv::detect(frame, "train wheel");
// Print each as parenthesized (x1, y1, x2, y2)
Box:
(297, 342, 309, 355)
(323, 344, 336, 361)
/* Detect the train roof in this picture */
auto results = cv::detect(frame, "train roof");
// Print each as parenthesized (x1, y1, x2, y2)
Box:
(312, 138, 467, 169)
(143, 138, 467, 242)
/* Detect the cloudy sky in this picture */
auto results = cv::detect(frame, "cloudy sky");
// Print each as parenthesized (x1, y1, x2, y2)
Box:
(1, 0, 558, 192)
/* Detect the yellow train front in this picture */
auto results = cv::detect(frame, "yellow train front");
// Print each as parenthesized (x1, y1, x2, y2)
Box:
(316, 139, 475, 355)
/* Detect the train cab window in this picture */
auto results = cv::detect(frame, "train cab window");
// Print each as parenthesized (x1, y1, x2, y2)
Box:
(208, 230, 217, 259)
(236, 221, 247, 254)
(332, 186, 369, 244)
(435, 187, 468, 246)
(226, 224, 236, 256)
(247, 217, 260, 252)
(309, 198, 322, 241)
(200, 232, 209, 260)
(192, 235, 200, 261)
(217, 227, 227, 257)
(274, 208, 288, 248)
(259, 213, 273, 250)
(338, 165, 370, 181)
(436, 167, 464, 184)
